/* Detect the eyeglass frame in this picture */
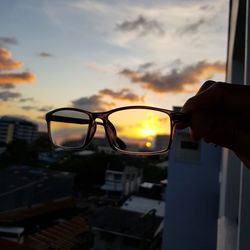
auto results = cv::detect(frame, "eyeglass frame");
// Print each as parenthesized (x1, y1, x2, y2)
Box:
(45, 105, 189, 156)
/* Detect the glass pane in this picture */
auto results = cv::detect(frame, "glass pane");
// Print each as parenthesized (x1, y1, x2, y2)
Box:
(50, 110, 90, 148)
(108, 108, 171, 153)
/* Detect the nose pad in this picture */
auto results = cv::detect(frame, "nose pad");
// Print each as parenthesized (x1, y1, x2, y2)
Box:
(89, 122, 97, 140)
(85, 121, 97, 145)
(106, 120, 127, 150)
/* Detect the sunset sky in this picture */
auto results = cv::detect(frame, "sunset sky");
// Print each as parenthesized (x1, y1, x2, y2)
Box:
(0, 0, 228, 130)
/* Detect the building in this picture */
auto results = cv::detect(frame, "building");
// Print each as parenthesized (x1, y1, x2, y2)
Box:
(161, 1, 250, 250)
(162, 119, 221, 250)
(138, 182, 165, 200)
(101, 159, 142, 199)
(0, 143, 6, 156)
(121, 195, 165, 218)
(217, 1, 250, 250)
(0, 166, 75, 212)
(24, 216, 92, 250)
(154, 135, 170, 152)
(91, 207, 162, 250)
(0, 166, 94, 250)
(0, 116, 38, 144)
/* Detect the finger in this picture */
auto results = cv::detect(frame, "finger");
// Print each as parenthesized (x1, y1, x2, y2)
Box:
(196, 80, 217, 95)
(182, 82, 224, 114)
(175, 121, 189, 130)
(176, 81, 217, 130)
(188, 111, 214, 140)
(190, 112, 250, 153)
(183, 82, 250, 114)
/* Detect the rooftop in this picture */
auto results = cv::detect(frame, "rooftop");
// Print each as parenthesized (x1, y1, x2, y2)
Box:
(0, 116, 37, 127)
(0, 166, 75, 212)
(91, 207, 162, 240)
(121, 195, 165, 217)
(24, 216, 91, 250)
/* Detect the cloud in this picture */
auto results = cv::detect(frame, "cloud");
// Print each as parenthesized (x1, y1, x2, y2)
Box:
(86, 62, 116, 74)
(0, 48, 36, 86)
(0, 37, 18, 47)
(200, 5, 215, 11)
(120, 60, 225, 93)
(21, 105, 34, 111)
(72, 87, 144, 112)
(0, 83, 15, 89)
(38, 106, 54, 112)
(38, 52, 54, 58)
(0, 48, 22, 70)
(178, 18, 206, 35)
(116, 15, 165, 36)
(72, 95, 114, 111)
(99, 88, 144, 102)
(0, 91, 21, 101)
(19, 97, 34, 102)
(138, 62, 155, 71)
(20, 105, 53, 112)
(0, 72, 35, 84)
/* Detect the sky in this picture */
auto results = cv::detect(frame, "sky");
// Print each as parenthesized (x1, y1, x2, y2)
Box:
(0, 0, 229, 130)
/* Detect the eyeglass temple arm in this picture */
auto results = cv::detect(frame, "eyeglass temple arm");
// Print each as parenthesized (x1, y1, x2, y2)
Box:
(48, 115, 127, 150)
(171, 112, 190, 125)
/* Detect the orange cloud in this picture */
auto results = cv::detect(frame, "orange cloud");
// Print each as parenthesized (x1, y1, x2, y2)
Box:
(120, 60, 225, 93)
(0, 48, 22, 70)
(0, 72, 35, 84)
(0, 48, 36, 85)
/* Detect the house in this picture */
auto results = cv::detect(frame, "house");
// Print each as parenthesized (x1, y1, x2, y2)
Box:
(101, 159, 142, 199)
(91, 207, 162, 250)
(24, 216, 92, 250)
(121, 195, 165, 218)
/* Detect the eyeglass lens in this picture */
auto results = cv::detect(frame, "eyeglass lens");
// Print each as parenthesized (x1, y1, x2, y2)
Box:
(50, 110, 90, 148)
(108, 108, 171, 153)
(49, 108, 171, 153)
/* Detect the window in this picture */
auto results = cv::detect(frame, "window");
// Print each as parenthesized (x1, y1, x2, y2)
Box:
(181, 141, 199, 150)
(114, 174, 122, 181)
(175, 132, 201, 163)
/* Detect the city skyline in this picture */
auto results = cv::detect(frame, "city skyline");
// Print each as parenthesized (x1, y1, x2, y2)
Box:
(0, 0, 228, 131)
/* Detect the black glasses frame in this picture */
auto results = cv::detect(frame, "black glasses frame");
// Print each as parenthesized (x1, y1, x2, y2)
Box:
(45, 106, 189, 156)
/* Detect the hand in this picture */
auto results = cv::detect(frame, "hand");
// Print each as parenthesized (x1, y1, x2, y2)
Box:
(181, 80, 250, 169)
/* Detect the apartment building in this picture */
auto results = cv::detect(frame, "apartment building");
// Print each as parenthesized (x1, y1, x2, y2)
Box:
(101, 160, 143, 199)
(0, 116, 38, 144)
(163, 121, 221, 250)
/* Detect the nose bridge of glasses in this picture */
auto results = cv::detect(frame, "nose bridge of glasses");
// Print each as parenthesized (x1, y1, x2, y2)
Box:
(94, 118, 105, 127)
(90, 113, 126, 150)
(104, 120, 127, 150)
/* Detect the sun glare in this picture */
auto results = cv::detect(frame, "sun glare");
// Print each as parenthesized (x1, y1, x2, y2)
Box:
(139, 127, 157, 137)
(138, 112, 159, 138)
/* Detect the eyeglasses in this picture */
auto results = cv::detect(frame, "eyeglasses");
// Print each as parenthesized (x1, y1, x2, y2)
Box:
(45, 106, 189, 156)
